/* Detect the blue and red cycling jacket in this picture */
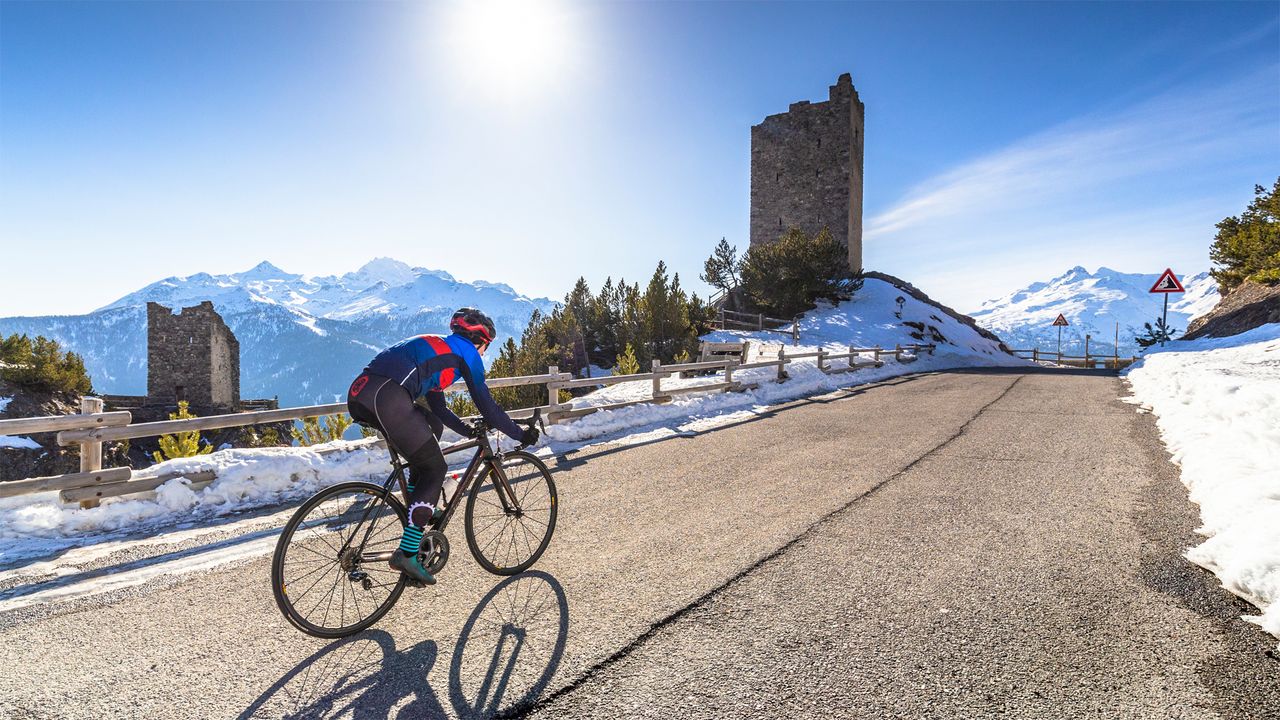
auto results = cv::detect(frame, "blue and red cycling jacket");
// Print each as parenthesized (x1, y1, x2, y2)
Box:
(363, 333, 523, 441)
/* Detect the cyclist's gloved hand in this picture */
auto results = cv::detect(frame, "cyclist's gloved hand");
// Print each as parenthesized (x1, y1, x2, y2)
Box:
(520, 425, 540, 447)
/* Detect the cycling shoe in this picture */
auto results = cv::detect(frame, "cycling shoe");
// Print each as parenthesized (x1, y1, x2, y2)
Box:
(389, 551, 436, 586)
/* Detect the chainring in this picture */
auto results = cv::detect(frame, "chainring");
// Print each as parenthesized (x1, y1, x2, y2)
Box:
(419, 530, 450, 575)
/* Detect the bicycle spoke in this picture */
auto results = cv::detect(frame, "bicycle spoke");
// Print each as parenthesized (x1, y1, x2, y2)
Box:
(289, 562, 340, 608)
(472, 509, 509, 539)
(284, 557, 337, 587)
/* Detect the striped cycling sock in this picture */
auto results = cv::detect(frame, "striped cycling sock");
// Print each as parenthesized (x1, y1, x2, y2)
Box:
(399, 502, 435, 556)
(399, 525, 425, 556)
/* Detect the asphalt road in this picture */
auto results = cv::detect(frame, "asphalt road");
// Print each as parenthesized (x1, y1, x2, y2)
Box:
(1, 368, 1275, 719)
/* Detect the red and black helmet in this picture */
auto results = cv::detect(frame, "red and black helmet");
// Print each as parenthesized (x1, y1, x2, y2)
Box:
(449, 307, 496, 346)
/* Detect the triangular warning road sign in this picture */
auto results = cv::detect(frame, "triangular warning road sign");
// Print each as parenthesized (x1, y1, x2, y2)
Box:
(1052, 313, 1069, 327)
(1149, 268, 1185, 293)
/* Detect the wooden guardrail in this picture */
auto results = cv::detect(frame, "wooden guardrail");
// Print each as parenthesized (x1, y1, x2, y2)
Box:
(0, 341, 938, 506)
(713, 308, 800, 345)
(1009, 348, 1139, 370)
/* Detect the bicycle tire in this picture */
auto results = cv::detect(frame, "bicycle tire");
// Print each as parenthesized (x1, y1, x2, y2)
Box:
(272, 481, 409, 638)
(464, 450, 558, 576)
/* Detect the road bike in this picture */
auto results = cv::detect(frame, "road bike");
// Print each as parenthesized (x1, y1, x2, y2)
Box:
(271, 410, 557, 638)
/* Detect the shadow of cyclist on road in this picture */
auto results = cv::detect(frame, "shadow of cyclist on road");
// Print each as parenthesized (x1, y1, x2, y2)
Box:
(448, 571, 570, 718)
(240, 571, 568, 719)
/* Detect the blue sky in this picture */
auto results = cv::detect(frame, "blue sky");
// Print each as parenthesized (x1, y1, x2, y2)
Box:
(1, 1, 1276, 317)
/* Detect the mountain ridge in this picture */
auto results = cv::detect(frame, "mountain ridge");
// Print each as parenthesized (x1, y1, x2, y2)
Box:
(0, 258, 556, 407)
(969, 266, 1218, 355)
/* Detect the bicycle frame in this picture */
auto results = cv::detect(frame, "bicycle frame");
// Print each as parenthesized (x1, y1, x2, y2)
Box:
(344, 431, 524, 565)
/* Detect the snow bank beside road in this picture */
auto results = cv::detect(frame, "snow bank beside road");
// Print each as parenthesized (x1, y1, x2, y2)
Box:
(1124, 324, 1280, 641)
(0, 440, 392, 566)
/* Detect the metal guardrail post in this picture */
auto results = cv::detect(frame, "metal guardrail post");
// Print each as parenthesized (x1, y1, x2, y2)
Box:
(777, 346, 788, 382)
(791, 321, 798, 345)
(651, 359, 664, 399)
(78, 397, 105, 509)
(816, 350, 826, 373)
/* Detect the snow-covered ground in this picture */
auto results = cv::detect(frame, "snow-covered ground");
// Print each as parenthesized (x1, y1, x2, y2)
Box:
(1124, 324, 1280, 643)
(0, 436, 40, 450)
(0, 397, 41, 448)
(0, 278, 1026, 607)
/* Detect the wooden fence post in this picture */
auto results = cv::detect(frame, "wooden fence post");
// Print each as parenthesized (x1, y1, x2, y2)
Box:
(894, 344, 902, 362)
(873, 346, 881, 363)
(724, 360, 735, 387)
(546, 365, 564, 419)
(791, 321, 798, 345)
(718, 307, 724, 330)
(78, 397, 104, 509)
(757, 313, 764, 331)
(777, 346, 787, 382)
(1033, 349, 1039, 362)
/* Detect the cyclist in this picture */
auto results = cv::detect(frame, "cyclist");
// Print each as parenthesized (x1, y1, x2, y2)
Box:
(346, 307, 538, 586)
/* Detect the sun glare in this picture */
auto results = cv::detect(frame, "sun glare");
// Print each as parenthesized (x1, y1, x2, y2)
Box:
(447, 0, 577, 98)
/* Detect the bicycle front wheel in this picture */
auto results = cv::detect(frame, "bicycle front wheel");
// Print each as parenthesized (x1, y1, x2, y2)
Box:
(272, 481, 408, 638)
(465, 451, 558, 576)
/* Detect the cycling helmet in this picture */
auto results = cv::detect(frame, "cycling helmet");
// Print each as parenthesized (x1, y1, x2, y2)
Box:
(449, 307, 496, 346)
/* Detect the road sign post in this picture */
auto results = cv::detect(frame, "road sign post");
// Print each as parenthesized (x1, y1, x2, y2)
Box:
(1149, 268, 1186, 347)
(1052, 313, 1069, 360)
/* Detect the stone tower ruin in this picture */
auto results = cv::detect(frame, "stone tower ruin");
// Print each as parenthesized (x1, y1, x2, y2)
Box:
(750, 73, 865, 271)
(146, 301, 240, 411)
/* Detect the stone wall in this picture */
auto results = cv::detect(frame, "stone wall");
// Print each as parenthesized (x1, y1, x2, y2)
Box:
(146, 301, 240, 411)
(750, 73, 865, 271)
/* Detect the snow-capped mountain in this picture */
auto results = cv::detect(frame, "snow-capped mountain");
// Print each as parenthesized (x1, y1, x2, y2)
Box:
(969, 266, 1219, 356)
(0, 259, 556, 407)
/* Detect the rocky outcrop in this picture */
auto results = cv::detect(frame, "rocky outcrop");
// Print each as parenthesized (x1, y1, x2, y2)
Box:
(1182, 279, 1280, 341)
(0, 380, 85, 482)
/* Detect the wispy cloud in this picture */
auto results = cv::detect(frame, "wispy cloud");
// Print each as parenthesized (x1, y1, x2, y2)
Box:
(866, 65, 1278, 310)
(868, 67, 1275, 238)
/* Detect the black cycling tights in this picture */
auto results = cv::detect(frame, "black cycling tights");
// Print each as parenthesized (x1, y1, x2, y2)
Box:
(347, 373, 446, 528)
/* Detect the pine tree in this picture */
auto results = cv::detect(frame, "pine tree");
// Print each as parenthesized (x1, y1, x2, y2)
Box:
(154, 401, 214, 462)
(446, 392, 479, 418)
(0, 333, 92, 394)
(615, 343, 640, 375)
(1210, 178, 1280, 292)
(700, 237, 742, 295)
(594, 277, 619, 360)
(1135, 317, 1179, 350)
(740, 227, 860, 316)
(290, 413, 353, 446)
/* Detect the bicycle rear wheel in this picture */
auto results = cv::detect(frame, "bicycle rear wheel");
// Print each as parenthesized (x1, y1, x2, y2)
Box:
(464, 451, 558, 576)
(272, 481, 408, 638)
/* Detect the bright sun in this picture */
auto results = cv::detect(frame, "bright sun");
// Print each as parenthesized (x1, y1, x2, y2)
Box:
(447, 0, 576, 97)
